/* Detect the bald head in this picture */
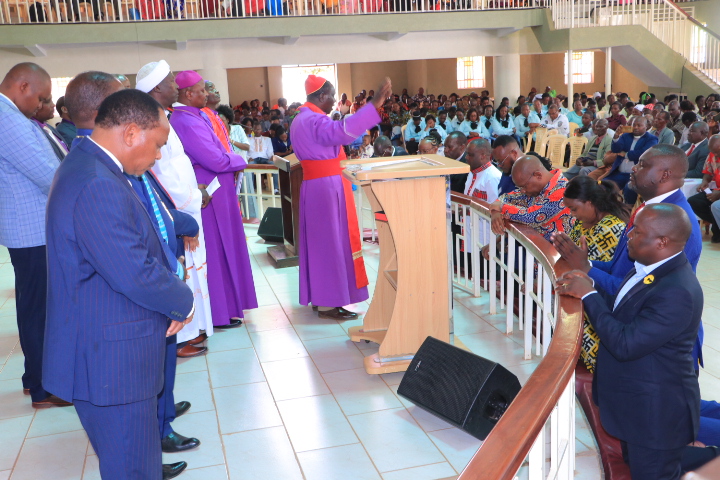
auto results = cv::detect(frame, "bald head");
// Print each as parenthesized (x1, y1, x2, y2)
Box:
(629, 203, 691, 264)
(64, 71, 124, 128)
(115, 74, 131, 89)
(511, 155, 553, 197)
(709, 134, 720, 155)
(0, 62, 52, 118)
(373, 136, 393, 157)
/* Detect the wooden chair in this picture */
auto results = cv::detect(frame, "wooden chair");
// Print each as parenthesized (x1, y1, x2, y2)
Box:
(563, 135, 589, 167)
(568, 122, 579, 136)
(544, 134, 568, 167)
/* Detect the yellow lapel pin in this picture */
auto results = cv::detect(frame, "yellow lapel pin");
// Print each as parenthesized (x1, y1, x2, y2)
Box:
(643, 274, 654, 285)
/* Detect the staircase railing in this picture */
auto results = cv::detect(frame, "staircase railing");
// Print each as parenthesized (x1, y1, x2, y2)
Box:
(549, 0, 720, 87)
(449, 193, 584, 480)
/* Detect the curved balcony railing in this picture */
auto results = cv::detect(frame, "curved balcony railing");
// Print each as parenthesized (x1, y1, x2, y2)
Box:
(0, 0, 548, 23)
(449, 192, 584, 480)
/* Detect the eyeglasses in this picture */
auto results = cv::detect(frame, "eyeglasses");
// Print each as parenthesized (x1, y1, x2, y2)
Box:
(493, 152, 511, 167)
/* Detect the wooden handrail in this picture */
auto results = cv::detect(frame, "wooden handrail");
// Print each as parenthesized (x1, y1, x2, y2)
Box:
(245, 164, 279, 170)
(451, 193, 584, 480)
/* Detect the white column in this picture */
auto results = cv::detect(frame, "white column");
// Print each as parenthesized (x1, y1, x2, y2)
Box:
(566, 49, 574, 101)
(199, 61, 230, 107)
(492, 54, 521, 106)
(605, 47, 612, 96)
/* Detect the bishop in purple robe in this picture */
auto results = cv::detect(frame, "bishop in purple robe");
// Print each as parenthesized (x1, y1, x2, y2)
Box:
(291, 75, 392, 320)
(170, 71, 257, 328)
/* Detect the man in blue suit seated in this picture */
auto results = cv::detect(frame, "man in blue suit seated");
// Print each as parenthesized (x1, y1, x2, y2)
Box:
(556, 204, 702, 480)
(43, 89, 194, 480)
(603, 116, 658, 195)
(553, 144, 704, 371)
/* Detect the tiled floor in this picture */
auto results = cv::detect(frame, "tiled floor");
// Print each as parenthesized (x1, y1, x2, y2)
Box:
(2, 225, 719, 479)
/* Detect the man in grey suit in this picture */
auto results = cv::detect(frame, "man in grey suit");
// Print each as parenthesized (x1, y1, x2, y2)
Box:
(680, 121, 710, 178)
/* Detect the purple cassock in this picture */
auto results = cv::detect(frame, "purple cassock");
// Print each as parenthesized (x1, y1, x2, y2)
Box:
(290, 103, 380, 308)
(170, 105, 258, 325)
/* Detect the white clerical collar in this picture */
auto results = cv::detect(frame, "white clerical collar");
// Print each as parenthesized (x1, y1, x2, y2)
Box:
(645, 188, 679, 205)
(89, 137, 124, 173)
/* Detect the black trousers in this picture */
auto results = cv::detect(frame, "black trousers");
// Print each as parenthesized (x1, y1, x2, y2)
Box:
(688, 191, 719, 238)
(621, 440, 684, 480)
(8, 245, 49, 402)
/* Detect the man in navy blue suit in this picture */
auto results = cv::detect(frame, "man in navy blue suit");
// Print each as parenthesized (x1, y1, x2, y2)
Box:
(553, 144, 704, 370)
(44, 89, 194, 480)
(556, 204, 702, 480)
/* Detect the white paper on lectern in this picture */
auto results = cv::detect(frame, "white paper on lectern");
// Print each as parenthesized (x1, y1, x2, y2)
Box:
(206, 177, 221, 195)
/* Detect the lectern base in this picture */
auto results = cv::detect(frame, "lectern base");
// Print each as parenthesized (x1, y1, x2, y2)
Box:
(267, 245, 298, 268)
(363, 353, 412, 374)
(348, 326, 386, 344)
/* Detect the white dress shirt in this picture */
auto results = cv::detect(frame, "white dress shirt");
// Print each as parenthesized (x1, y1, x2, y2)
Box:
(612, 252, 681, 310)
(248, 134, 274, 160)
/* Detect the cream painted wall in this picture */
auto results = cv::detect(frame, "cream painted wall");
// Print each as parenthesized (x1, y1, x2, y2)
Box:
(227, 67, 269, 106)
(227, 54, 649, 107)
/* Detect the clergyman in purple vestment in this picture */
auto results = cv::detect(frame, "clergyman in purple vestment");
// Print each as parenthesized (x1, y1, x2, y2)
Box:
(291, 75, 392, 320)
(170, 71, 257, 328)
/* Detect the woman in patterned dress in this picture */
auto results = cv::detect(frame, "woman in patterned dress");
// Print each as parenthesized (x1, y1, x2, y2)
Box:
(563, 176, 630, 372)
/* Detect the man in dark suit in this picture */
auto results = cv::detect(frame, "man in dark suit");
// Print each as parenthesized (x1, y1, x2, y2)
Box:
(556, 203, 702, 480)
(373, 135, 407, 157)
(43, 89, 194, 480)
(605, 116, 659, 203)
(679, 121, 710, 178)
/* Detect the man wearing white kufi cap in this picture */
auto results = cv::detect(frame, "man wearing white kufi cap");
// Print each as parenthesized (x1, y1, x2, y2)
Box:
(136, 60, 214, 356)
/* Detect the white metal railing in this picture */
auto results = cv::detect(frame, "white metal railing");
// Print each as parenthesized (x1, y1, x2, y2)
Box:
(550, 0, 720, 87)
(0, 0, 548, 24)
(451, 196, 555, 360)
(238, 165, 280, 220)
(449, 193, 576, 480)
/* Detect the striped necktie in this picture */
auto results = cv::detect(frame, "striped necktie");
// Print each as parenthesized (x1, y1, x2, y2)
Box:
(141, 174, 168, 245)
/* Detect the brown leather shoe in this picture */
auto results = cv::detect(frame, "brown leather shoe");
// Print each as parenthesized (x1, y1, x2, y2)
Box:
(317, 307, 359, 320)
(23, 388, 30, 395)
(187, 333, 207, 345)
(177, 344, 208, 358)
(32, 395, 73, 408)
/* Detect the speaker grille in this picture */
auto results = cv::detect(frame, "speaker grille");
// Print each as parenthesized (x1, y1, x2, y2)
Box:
(397, 336, 521, 440)
(398, 337, 495, 425)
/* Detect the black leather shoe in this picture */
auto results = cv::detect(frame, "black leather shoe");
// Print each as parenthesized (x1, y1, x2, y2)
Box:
(317, 307, 359, 320)
(175, 401, 191, 418)
(214, 318, 243, 329)
(162, 461, 187, 480)
(161, 432, 201, 453)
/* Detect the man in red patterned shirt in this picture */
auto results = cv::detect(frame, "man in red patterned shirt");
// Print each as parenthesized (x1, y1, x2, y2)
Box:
(488, 155, 574, 241)
(689, 134, 720, 242)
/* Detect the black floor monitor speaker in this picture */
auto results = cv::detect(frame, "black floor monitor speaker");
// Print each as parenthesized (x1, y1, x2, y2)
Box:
(397, 336, 521, 440)
(258, 207, 284, 243)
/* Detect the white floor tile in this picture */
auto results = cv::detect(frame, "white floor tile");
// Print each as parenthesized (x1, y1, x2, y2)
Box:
(223, 427, 303, 480)
(277, 394, 358, 452)
(297, 443, 381, 480)
(262, 357, 330, 401)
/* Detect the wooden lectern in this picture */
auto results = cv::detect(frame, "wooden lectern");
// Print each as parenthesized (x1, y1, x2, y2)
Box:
(343, 155, 469, 374)
(268, 154, 302, 268)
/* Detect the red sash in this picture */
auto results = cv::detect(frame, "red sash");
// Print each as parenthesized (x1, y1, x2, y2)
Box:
(201, 107, 232, 153)
(298, 102, 368, 290)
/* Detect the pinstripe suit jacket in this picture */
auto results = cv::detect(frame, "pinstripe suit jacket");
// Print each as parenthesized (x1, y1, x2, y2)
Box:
(43, 138, 194, 406)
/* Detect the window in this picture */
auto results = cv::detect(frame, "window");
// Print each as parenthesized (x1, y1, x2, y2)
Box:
(456, 57, 485, 89)
(564, 51, 594, 84)
(281, 64, 337, 105)
(51, 76, 73, 102)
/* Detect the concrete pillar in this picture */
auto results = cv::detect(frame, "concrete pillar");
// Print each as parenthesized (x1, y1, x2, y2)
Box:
(492, 54, 521, 106)
(605, 47, 612, 96)
(199, 59, 229, 107)
(567, 49, 574, 101)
